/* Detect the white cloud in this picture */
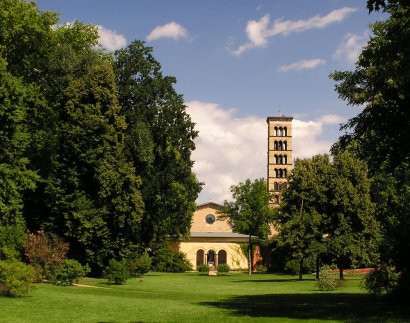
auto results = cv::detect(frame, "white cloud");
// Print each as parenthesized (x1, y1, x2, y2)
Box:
(187, 101, 344, 204)
(292, 120, 333, 159)
(96, 25, 127, 51)
(278, 58, 326, 72)
(230, 7, 358, 56)
(146, 22, 189, 41)
(316, 114, 346, 125)
(333, 32, 368, 63)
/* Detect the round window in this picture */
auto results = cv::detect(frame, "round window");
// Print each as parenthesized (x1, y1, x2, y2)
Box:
(205, 214, 216, 224)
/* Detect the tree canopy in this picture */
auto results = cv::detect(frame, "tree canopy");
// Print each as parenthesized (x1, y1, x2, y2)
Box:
(219, 178, 275, 274)
(0, 0, 200, 274)
(114, 41, 202, 248)
(331, 0, 410, 297)
(278, 152, 379, 280)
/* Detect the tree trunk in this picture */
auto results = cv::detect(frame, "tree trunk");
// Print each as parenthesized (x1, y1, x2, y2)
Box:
(248, 235, 252, 275)
(315, 254, 320, 280)
(339, 266, 344, 280)
(299, 257, 304, 281)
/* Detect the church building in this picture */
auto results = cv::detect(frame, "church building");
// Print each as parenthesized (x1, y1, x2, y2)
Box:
(178, 202, 249, 270)
(177, 115, 293, 270)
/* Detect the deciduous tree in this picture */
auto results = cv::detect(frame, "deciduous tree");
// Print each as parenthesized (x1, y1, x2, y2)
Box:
(114, 41, 202, 247)
(278, 155, 331, 280)
(219, 178, 275, 274)
(331, 0, 410, 295)
(279, 152, 379, 280)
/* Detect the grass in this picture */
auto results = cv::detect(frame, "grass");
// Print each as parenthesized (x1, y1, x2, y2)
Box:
(1, 272, 409, 322)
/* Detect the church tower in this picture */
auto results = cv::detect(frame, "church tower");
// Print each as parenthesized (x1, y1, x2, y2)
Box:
(267, 116, 293, 207)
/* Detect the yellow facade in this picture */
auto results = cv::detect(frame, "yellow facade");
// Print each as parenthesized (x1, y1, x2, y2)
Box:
(179, 241, 248, 269)
(177, 202, 248, 270)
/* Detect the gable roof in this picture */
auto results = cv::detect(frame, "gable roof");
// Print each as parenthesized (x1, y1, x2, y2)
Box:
(196, 202, 223, 211)
(190, 232, 249, 238)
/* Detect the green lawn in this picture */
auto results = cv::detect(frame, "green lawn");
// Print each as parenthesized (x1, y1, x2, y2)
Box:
(1, 272, 409, 322)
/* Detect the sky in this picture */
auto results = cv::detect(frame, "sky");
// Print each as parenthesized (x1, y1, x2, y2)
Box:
(35, 0, 385, 204)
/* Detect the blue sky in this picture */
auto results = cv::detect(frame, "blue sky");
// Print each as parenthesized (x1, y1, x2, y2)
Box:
(35, 0, 385, 203)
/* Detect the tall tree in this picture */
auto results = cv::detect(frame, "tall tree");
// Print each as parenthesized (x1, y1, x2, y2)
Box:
(331, 0, 410, 294)
(279, 155, 331, 280)
(114, 41, 202, 247)
(279, 153, 379, 279)
(326, 151, 379, 279)
(1, 1, 145, 273)
(0, 58, 39, 253)
(43, 49, 144, 273)
(1, 0, 201, 274)
(219, 178, 275, 274)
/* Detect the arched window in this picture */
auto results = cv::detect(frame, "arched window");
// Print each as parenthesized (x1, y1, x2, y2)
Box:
(274, 141, 278, 150)
(207, 250, 216, 266)
(284, 169, 288, 177)
(282, 182, 288, 189)
(278, 169, 283, 178)
(274, 168, 278, 177)
(218, 250, 227, 265)
(284, 155, 287, 164)
(274, 127, 278, 136)
(278, 141, 283, 150)
(274, 182, 279, 191)
(283, 127, 287, 136)
(274, 154, 278, 164)
(278, 127, 283, 136)
(284, 141, 287, 150)
(278, 155, 282, 164)
(196, 249, 205, 267)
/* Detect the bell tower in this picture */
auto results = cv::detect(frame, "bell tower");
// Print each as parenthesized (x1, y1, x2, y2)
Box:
(267, 115, 293, 207)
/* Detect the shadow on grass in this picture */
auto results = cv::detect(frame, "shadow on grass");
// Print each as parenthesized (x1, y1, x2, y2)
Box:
(199, 293, 410, 322)
(231, 279, 315, 283)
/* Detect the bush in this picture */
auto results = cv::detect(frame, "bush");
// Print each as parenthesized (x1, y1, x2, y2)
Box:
(217, 264, 230, 273)
(316, 268, 337, 291)
(256, 265, 268, 273)
(284, 259, 300, 275)
(0, 260, 36, 297)
(362, 267, 398, 296)
(0, 246, 19, 261)
(0, 224, 26, 259)
(52, 259, 90, 286)
(197, 264, 210, 273)
(127, 252, 151, 277)
(151, 246, 193, 273)
(24, 230, 68, 281)
(104, 259, 129, 285)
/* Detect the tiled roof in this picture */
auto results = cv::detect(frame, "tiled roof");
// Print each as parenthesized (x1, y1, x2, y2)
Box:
(190, 232, 252, 238)
(195, 202, 223, 210)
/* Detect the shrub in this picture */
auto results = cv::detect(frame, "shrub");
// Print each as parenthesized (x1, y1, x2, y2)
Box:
(256, 265, 268, 273)
(0, 246, 19, 261)
(284, 259, 300, 275)
(0, 260, 36, 297)
(152, 246, 193, 273)
(52, 259, 90, 286)
(362, 267, 398, 296)
(0, 224, 26, 259)
(316, 268, 337, 291)
(217, 264, 230, 273)
(127, 252, 151, 277)
(197, 264, 210, 273)
(170, 250, 193, 272)
(104, 259, 129, 285)
(284, 257, 316, 276)
(24, 230, 68, 281)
